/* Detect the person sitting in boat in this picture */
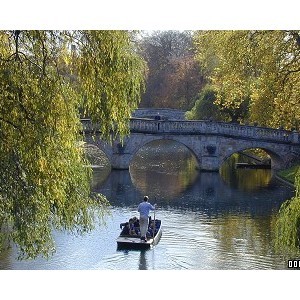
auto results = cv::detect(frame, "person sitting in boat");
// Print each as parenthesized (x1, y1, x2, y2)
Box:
(120, 222, 130, 236)
(133, 217, 139, 229)
(129, 218, 138, 235)
(132, 217, 140, 233)
(146, 220, 157, 238)
(119, 222, 127, 229)
(120, 217, 140, 234)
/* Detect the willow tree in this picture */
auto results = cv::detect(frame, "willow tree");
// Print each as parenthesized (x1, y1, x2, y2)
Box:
(193, 30, 300, 129)
(193, 30, 300, 256)
(0, 30, 146, 259)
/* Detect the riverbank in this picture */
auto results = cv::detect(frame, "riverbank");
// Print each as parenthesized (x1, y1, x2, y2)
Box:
(275, 164, 299, 188)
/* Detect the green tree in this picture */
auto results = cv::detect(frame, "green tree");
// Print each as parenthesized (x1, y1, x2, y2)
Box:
(186, 84, 249, 122)
(193, 30, 300, 256)
(185, 85, 225, 121)
(0, 30, 146, 259)
(193, 30, 300, 129)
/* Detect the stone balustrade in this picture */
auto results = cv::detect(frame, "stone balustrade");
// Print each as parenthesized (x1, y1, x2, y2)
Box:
(129, 118, 299, 144)
(81, 118, 299, 144)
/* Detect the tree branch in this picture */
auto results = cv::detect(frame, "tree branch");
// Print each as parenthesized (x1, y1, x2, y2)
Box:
(16, 88, 37, 124)
(0, 117, 24, 135)
(281, 67, 300, 87)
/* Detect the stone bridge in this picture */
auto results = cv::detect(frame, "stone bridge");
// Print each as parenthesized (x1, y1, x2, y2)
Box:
(81, 118, 300, 171)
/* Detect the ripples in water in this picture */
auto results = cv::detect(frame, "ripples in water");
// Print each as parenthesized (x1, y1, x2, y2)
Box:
(0, 206, 289, 270)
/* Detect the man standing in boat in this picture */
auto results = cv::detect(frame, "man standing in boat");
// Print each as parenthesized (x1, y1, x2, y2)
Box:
(137, 196, 156, 242)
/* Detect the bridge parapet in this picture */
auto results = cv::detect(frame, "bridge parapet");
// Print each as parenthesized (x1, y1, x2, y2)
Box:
(129, 118, 299, 144)
(81, 118, 299, 144)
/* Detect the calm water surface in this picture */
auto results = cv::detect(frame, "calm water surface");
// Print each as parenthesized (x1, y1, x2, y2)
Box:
(0, 141, 295, 269)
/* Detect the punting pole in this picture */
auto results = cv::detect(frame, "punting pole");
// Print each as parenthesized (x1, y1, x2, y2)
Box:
(153, 197, 156, 240)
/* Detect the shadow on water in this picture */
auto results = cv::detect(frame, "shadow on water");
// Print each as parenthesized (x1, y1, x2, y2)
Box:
(138, 250, 147, 270)
(116, 248, 148, 270)
(93, 167, 294, 218)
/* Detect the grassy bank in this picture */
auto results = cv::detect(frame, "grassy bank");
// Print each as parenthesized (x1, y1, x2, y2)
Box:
(274, 164, 300, 257)
(277, 164, 300, 184)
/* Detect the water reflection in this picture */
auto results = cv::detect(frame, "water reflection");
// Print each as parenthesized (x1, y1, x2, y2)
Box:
(96, 168, 291, 217)
(130, 140, 199, 200)
(220, 153, 273, 191)
(138, 250, 147, 270)
(209, 215, 277, 268)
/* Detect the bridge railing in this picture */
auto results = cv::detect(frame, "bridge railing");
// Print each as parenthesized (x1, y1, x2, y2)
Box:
(129, 118, 299, 144)
(81, 118, 299, 144)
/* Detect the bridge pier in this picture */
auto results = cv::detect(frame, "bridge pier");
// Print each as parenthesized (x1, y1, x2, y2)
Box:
(200, 156, 220, 172)
(110, 153, 131, 170)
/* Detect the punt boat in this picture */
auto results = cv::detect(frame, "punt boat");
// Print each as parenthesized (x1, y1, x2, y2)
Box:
(117, 219, 162, 250)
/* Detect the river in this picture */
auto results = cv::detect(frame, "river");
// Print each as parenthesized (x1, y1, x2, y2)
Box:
(0, 140, 295, 270)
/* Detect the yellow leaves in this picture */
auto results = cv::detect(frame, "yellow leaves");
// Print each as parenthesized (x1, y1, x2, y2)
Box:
(77, 31, 145, 140)
(0, 30, 145, 258)
(193, 30, 300, 130)
(37, 157, 47, 173)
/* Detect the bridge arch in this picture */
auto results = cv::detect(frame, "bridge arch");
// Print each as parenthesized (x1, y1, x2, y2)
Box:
(83, 143, 111, 167)
(220, 144, 286, 170)
(126, 136, 201, 170)
(83, 134, 113, 164)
